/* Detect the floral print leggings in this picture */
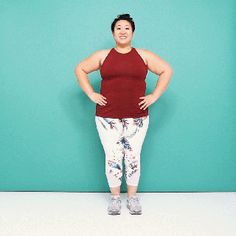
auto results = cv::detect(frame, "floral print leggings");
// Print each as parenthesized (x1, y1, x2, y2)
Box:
(95, 115, 149, 188)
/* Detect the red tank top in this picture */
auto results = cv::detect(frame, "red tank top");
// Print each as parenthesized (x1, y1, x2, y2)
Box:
(95, 47, 149, 118)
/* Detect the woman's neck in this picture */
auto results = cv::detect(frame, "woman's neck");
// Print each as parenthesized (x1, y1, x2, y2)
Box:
(114, 45, 132, 53)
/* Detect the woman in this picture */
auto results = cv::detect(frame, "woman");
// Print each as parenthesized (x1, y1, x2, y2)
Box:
(74, 14, 173, 215)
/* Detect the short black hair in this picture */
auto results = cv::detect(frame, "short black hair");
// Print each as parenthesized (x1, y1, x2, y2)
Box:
(111, 14, 135, 33)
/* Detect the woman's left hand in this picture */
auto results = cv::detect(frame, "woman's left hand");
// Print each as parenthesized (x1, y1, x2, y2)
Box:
(138, 94, 157, 110)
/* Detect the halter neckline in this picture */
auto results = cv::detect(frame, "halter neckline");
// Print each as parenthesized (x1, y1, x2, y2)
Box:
(113, 47, 134, 55)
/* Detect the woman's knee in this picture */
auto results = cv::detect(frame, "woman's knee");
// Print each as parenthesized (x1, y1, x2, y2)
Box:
(125, 158, 141, 177)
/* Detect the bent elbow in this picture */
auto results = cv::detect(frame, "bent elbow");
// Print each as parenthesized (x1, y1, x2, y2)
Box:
(74, 63, 82, 75)
(167, 65, 173, 76)
(74, 63, 88, 75)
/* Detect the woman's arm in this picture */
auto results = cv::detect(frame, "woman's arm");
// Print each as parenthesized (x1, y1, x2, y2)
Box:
(138, 49, 173, 110)
(74, 51, 107, 106)
(74, 50, 101, 97)
(145, 49, 173, 101)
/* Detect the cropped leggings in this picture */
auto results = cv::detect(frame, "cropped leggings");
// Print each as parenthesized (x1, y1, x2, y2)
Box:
(95, 115, 149, 188)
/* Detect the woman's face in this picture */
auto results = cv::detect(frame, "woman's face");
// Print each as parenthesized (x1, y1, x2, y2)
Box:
(112, 20, 133, 46)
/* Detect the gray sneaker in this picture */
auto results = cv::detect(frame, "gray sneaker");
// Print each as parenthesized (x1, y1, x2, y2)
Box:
(107, 196, 121, 215)
(127, 195, 142, 215)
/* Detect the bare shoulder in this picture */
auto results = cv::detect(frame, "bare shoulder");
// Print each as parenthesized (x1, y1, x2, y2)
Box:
(135, 48, 159, 59)
(84, 49, 112, 69)
(135, 48, 173, 75)
(89, 49, 110, 58)
(135, 48, 149, 65)
(85, 48, 113, 68)
(135, 48, 161, 65)
(76, 49, 112, 74)
(100, 48, 113, 57)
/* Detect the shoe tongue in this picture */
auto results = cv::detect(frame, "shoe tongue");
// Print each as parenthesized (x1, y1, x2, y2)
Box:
(112, 195, 120, 199)
(129, 195, 137, 199)
(129, 196, 139, 202)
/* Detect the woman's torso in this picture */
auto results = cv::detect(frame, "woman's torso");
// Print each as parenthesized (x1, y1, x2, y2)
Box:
(95, 47, 149, 119)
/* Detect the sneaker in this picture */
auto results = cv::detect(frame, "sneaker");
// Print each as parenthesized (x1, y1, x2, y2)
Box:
(107, 195, 121, 215)
(127, 195, 142, 215)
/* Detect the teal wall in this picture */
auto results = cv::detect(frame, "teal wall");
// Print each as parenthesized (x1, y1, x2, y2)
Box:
(0, 0, 236, 192)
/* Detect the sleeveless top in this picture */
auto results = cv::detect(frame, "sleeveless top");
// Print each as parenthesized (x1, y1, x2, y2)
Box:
(95, 47, 149, 119)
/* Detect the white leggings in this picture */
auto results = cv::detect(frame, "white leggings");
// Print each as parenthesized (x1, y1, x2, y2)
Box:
(95, 115, 149, 188)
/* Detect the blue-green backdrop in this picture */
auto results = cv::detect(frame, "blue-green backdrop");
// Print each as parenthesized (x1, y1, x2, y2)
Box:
(0, 0, 236, 192)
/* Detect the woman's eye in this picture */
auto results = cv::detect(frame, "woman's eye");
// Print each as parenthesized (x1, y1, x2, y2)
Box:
(116, 28, 129, 30)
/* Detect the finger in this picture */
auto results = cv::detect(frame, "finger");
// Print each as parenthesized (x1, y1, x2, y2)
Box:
(145, 102, 150, 109)
(139, 96, 145, 99)
(138, 100, 145, 105)
(102, 98, 107, 104)
(140, 104, 145, 110)
(98, 99, 104, 105)
(103, 99, 107, 104)
(100, 100, 106, 105)
(142, 103, 148, 110)
(101, 100, 107, 104)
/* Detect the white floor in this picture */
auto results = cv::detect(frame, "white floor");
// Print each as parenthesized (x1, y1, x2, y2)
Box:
(0, 192, 235, 236)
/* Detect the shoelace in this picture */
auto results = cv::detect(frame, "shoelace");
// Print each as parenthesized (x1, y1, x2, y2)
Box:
(110, 197, 121, 209)
(129, 196, 139, 203)
(128, 197, 141, 210)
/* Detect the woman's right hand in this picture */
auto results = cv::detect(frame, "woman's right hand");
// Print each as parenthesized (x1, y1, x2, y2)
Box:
(88, 92, 107, 106)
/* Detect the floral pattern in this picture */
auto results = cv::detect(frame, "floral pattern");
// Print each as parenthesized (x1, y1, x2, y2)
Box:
(95, 115, 149, 187)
